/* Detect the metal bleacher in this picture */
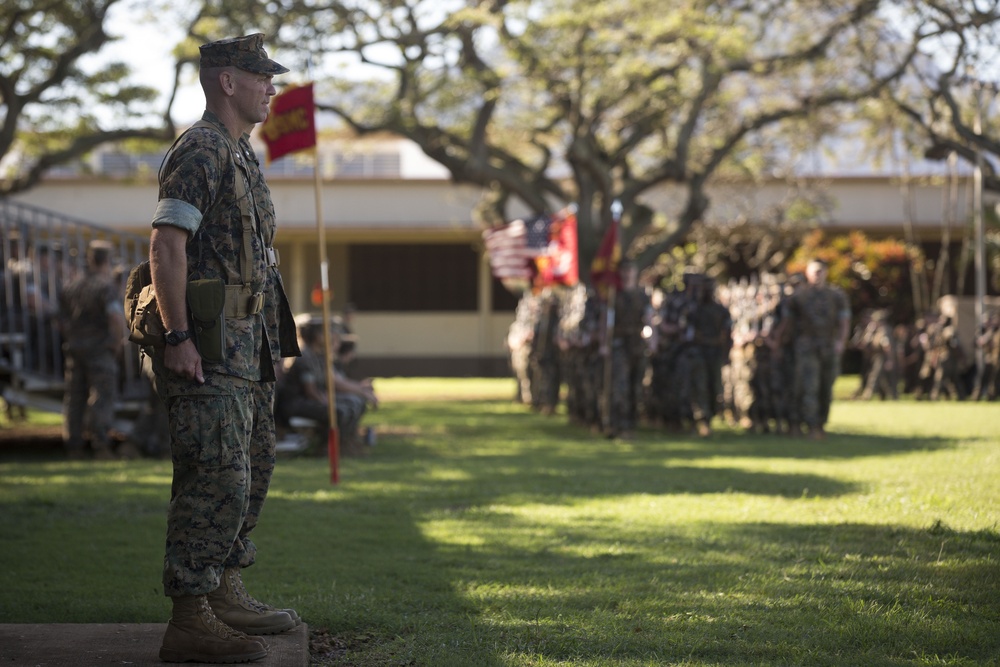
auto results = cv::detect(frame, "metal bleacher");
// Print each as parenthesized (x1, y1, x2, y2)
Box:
(0, 199, 151, 422)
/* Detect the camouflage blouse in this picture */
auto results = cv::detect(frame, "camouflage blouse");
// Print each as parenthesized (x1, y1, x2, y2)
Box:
(153, 111, 299, 381)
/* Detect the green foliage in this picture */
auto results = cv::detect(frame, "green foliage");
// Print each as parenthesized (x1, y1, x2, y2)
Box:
(221, 0, 921, 268)
(791, 229, 923, 323)
(0, 0, 174, 194)
(1, 378, 998, 666)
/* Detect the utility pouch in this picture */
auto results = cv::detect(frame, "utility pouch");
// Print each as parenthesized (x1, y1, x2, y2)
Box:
(124, 260, 165, 349)
(187, 278, 226, 364)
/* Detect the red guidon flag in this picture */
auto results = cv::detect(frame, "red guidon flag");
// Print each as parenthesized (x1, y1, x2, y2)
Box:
(590, 216, 621, 294)
(260, 83, 317, 163)
(535, 209, 578, 288)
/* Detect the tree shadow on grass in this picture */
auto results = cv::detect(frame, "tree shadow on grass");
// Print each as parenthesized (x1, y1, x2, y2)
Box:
(3, 390, 989, 665)
(431, 519, 1000, 666)
(388, 399, 958, 463)
(271, 448, 1000, 667)
(268, 398, 993, 664)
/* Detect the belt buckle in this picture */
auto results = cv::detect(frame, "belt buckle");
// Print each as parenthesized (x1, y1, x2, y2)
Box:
(249, 292, 264, 315)
(264, 247, 279, 267)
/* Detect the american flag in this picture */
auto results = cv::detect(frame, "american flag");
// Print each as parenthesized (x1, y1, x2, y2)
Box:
(482, 214, 551, 281)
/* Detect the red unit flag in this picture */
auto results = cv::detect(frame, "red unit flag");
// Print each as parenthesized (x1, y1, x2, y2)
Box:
(590, 217, 621, 293)
(260, 83, 317, 163)
(535, 209, 578, 287)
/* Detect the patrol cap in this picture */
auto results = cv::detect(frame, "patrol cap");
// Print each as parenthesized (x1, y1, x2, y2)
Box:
(199, 34, 289, 75)
(786, 272, 806, 286)
(87, 239, 113, 266)
(294, 314, 358, 341)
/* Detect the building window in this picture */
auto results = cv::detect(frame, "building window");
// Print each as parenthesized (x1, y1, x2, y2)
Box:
(348, 244, 478, 311)
(334, 152, 401, 179)
(491, 278, 518, 311)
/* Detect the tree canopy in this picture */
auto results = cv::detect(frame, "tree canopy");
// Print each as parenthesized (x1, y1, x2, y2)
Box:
(4, 0, 1000, 281)
(0, 0, 182, 196)
(190, 0, 951, 272)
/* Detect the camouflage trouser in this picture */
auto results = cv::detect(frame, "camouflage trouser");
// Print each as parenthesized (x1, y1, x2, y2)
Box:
(336, 393, 367, 438)
(579, 349, 602, 427)
(776, 348, 798, 426)
(793, 342, 839, 428)
(598, 343, 642, 433)
(562, 349, 585, 422)
(648, 346, 681, 424)
(510, 345, 532, 404)
(155, 370, 276, 597)
(62, 347, 118, 449)
(530, 351, 560, 412)
(684, 346, 722, 423)
(861, 351, 898, 400)
(730, 346, 754, 424)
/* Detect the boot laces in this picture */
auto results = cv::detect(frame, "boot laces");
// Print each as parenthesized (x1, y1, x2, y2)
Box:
(228, 568, 270, 613)
(197, 595, 245, 639)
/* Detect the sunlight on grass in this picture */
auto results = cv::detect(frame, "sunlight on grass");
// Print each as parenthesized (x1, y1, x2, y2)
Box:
(1, 378, 998, 666)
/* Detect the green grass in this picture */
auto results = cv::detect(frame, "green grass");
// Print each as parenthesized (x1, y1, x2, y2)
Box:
(1, 377, 998, 666)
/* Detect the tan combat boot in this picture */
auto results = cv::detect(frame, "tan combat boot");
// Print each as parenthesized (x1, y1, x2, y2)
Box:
(159, 594, 268, 664)
(208, 567, 298, 634)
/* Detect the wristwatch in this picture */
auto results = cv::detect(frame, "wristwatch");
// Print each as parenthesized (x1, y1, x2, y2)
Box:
(164, 329, 193, 346)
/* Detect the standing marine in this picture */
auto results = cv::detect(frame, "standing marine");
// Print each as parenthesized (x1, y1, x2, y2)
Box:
(147, 34, 301, 663)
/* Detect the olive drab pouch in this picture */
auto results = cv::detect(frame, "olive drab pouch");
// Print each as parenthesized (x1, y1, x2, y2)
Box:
(187, 278, 226, 364)
(124, 260, 165, 349)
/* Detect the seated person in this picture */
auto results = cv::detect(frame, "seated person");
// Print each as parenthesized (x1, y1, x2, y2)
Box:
(276, 317, 377, 455)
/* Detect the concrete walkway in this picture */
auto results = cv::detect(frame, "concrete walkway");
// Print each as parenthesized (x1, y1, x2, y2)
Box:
(0, 623, 308, 666)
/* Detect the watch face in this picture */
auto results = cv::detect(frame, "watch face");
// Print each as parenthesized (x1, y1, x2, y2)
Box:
(166, 330, 189, 345)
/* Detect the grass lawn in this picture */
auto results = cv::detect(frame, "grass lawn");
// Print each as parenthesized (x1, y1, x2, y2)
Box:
(0, 377, 998, 666)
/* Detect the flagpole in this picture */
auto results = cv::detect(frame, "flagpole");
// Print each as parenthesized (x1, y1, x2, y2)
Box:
(314, 149, 339, 484)
(260, 82, 330, 477)
(601, 284, 616, 436)
(600, 200, 623, 437)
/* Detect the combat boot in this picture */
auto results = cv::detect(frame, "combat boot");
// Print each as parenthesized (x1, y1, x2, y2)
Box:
(208, 567, 298, 634)
(222, 566, 302, 626)
(159, 594, 267, 664)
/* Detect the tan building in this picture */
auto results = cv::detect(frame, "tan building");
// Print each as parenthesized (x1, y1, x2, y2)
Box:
(6, 137, 988, 378)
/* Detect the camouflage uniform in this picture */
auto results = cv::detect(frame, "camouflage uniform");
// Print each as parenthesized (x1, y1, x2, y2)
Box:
(978, 314, 1000, 400)
(772, 279, 802, 432)
(151, 112, 299, 597)
(557, 285, 598, 425)
(59, 256, 122, 455)
(684, 280, 732, 432)
(275, 344, 329, 426)
(725, 281, 758, 429)
(786, 279, 849, 431)
(604, 284, 647, 435)
(529, 289, 561, 414)
(507, 293, 537, 405)
(577, 290, 604, 429)
(928, 317, 966, 401)
(858, 311, 899, 400)
(647, 286, 693, 429)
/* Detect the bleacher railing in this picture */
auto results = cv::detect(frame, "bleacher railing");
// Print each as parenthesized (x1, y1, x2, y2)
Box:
(0, 199, 151, 413)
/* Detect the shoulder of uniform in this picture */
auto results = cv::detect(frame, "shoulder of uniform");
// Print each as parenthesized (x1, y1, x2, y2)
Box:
(180, 125, 230, 152)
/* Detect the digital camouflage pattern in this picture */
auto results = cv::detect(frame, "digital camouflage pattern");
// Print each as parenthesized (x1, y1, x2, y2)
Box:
(154, 112, 299, 597)
(529, 289, 561, 414)
(158, 371, 254, 596)
(787, 282, 849, 429)
(606, 285, 648, 435)
(199, 34, 289, 75)
(59, 271, 121, 352)
(59, 270, 122, 450)
(683, 288, 731, 425)
(154, 112, 301, 381)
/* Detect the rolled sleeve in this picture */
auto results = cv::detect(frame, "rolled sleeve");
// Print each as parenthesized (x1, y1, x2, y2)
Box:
(151, 198, 203, 235)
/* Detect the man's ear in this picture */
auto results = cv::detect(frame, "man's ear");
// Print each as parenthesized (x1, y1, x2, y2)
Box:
(219, 69, 236, 95)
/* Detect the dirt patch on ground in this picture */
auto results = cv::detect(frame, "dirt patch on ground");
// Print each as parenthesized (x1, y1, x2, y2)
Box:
(0, 424, 62, 444)
(0, 423, 64, 458)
